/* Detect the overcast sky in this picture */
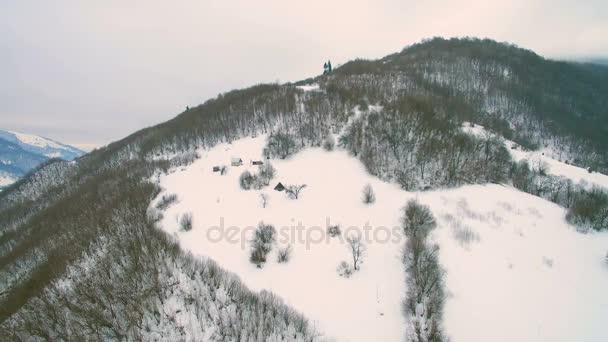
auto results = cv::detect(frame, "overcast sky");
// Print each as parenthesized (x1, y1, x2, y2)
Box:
(1, 0, 606, 150)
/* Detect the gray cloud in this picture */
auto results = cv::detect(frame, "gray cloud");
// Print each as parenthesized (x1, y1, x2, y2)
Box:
(1, 0, 606, 150)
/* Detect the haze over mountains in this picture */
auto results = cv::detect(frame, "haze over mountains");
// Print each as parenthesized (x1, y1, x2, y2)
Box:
(0, 129, 84, 190)
(1, 38, 607, 341)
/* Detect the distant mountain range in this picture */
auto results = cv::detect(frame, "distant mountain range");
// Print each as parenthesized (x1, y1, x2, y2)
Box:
(0, 129, 84, 190)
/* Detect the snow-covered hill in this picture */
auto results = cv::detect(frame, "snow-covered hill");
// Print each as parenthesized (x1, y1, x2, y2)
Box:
(0, 129, 84, 190)
(154, 135, 608, 341)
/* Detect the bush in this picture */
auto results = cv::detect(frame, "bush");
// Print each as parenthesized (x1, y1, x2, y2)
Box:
(250, 246, 267, 268)
(327, 225, 341, 237)
(566, 186, 608, 232)
(250, 222, 277, 267)
(277, 245, 292, 263)
(179, 212, 193, 231)
(258, 163, 276, 185)
(402, 199, 437, 239)
(239, 170, 255, 190)
(337, 261, 353, 278)
(362, 184, 376, 204)
(220, 165, 228, 175)
(323, 135, 335, 151)
(156, 193, 178, 210)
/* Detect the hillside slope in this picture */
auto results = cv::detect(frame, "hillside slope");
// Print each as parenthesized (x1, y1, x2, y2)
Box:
(1, 38, 607, 341)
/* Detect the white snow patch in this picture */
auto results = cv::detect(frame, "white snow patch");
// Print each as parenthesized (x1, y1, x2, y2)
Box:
(297, 84, 321, 92)
(418, 185, 608, 342)
(8, 130, 64, 149)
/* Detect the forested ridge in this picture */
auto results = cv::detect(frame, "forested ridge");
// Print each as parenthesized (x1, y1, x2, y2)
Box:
(1, 37, 607, 340)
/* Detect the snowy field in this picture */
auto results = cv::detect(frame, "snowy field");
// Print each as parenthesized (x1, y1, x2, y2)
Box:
(155, 135, 608, 341)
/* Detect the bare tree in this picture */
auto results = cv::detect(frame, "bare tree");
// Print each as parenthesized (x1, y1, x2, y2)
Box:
(362, 184, 376, 204)
(346, 235, 366, 271)
(179, 212, 193, 231)
(220, 165, 228, 175)
(277, 244, 292, 263)
(259, 193, 269, 208)
(285, 184, 307, 199)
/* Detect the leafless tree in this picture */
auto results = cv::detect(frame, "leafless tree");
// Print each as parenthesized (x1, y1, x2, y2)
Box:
(346, 235, 366, 271)
(362, 184, 376, 204)
(285, 184, 307, 199)
(259, 193, 269, 208)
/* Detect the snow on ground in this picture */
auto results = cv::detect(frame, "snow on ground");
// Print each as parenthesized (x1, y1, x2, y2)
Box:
(155, 135, 608, 341)
(462, 122, 608, 189)
(0, 173, 17, 187)
(297, 83, 321, 92)
(156, 136, 408, 342)
(418, 185, 608, 342)
(8, 130, 65, 149)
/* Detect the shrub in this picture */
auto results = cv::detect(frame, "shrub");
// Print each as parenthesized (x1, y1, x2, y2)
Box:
(179, 212, 193, 231)
(220, 165, 228, 175)
(323, 135, 335, 151)
(239, 170, 255, 190)
(250, 222, 277, 267)
(337, 261, 353, 278)
(258, 163, 276, 185)
(156, 193, 178, 211)
(402, 199, 437, 239)
(250, 246, 267, 268)
(362, 184, 376, 204)
(277, 245, 292, 263)
(566, 186, 608, 232)
(327, 225, 341, 237)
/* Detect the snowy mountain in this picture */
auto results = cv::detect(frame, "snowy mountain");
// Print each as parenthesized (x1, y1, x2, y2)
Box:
(1, 38, 607, 341)
(0, 129, 84, 190)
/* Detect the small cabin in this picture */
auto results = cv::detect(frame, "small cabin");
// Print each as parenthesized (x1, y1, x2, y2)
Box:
(231, 157, 243, 166)
(212, 166, 221, 172)
(252, 160, 264, 166)
(274, 182, 285, 191)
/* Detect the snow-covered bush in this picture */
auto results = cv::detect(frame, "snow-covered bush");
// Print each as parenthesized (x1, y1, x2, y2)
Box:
(566, 186, 608, 232)
(362, 184, 376, 204)
(156, 193, 178, 210)
(327, 225, 341, 237)
(239, 170, 255, 190)
(337, 261, 353, 278)
(277, 245, 292, 263)
(250, 222, 276, 267)
(179, 212, 193, 231)
(402, 199, 437, 239)
(323, 134, 335, 151)
(258, 162, 276, 185)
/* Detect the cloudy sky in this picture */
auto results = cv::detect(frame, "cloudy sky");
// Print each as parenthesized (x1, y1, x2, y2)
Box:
(1, 0, 606, 150)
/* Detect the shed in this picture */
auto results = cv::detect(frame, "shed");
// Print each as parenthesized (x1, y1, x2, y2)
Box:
(252, 160, 264, 166)
(274, 182, 285, 191)
(231, 157, 243, 166)
(212, 166, 221, 172)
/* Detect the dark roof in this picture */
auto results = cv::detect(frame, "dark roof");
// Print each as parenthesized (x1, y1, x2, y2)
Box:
(274, 182, 285, 191)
